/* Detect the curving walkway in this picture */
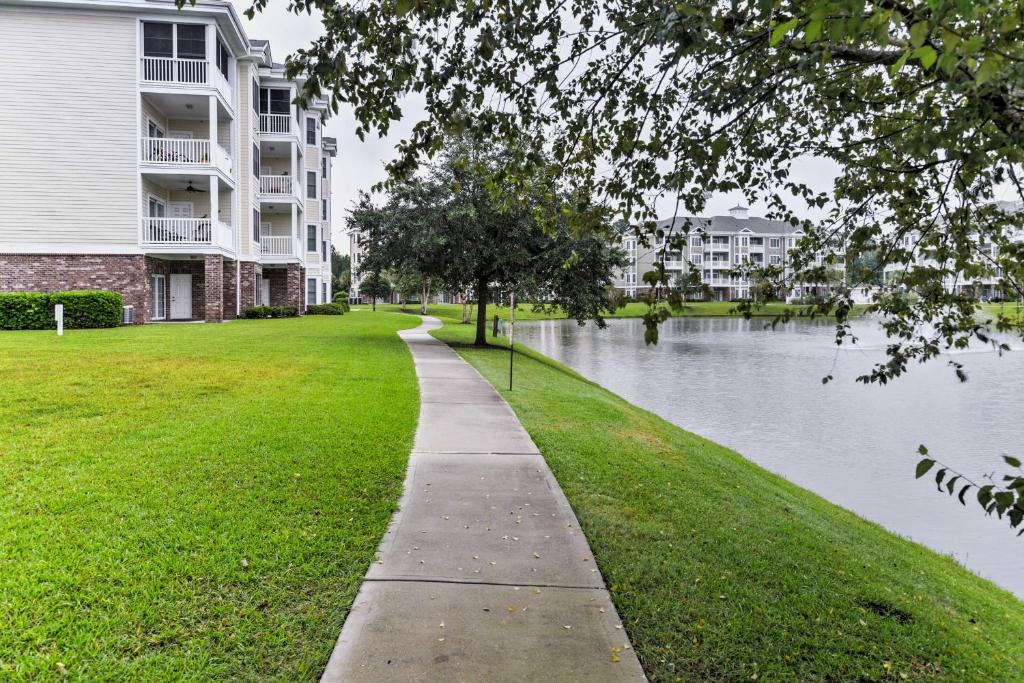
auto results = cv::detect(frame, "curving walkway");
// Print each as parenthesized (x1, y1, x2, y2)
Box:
(321, 316, 645, 682)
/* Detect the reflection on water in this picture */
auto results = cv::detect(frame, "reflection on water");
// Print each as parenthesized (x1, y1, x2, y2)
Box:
(515, 317, 1024, 598)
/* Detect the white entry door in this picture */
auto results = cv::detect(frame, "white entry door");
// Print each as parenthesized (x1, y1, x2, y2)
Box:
(170, 273, 192, 319)
(169, 202, 193, 219)
(260, 279, 271, 306)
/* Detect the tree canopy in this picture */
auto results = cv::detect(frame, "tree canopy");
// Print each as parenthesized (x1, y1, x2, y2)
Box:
(350, 139, 626, 344)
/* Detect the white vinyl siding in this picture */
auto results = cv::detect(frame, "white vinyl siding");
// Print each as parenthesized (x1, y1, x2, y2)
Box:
(0, 9, 138, 248)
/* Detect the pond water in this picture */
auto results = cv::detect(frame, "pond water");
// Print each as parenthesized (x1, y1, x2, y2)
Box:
(513, 316, 1024, 598)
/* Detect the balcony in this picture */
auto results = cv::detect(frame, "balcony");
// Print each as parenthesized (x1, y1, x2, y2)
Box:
(141, 138, 232, 176)
(140, 57, 232, 103)
(259, 114, 292, 135)
(142, 218, 233, 250)
(260, 175, 297, 198)
(260, 235, 301, 261)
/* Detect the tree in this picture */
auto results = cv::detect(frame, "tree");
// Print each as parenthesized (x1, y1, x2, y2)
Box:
(220, 0, 1024, 533)
(351, 139, 626, 345)
(359, 271, 391, 311)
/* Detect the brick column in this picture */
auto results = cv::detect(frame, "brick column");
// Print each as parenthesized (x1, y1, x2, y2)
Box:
(222, 259, 238, 320)
(203, 254, 224, 322)
(285, 264, 304, 311)
(239, 261, 261, 312)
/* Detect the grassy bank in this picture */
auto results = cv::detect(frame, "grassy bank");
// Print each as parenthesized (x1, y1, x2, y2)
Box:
(358, 301, 815, 321)
(0, 315, 420, 680)
(426, 311, 1024, 682)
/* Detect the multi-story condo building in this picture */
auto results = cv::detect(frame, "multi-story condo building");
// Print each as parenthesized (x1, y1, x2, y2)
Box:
(0, 0, 336, 322)
(347, 227, 365, 304)
(614, 206, 840, 301)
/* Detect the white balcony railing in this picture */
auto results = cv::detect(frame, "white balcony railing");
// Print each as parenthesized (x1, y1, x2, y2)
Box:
(142, 137, 210, 165)
(141, 138, 232, 175)
(141, 56, 207, 85)
(142, 218, 213, 245)
(141, 57, 232, 103)
(260, 235, 298, 257)
(260, 175, 294, 196)
(260, 114, 291, 134)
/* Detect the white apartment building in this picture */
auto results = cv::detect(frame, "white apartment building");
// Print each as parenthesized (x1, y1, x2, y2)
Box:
(615, 206, 840, 301)
(0, 0, 337, 322)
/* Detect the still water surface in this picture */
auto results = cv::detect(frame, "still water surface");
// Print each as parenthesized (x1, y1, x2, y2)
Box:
(514, 317, 1024, 597)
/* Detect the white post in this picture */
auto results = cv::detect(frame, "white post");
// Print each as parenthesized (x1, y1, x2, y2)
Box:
(290, 143, 297, 193)
(209, 175, 219, 235)
(55, 304, 64, 336)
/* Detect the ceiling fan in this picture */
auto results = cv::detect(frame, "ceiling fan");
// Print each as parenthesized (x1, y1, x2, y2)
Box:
(184, 180, 207, 193)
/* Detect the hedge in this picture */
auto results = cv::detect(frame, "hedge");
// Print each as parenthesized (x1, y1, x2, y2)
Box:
(0, 290, 123, 330)
(241, 305, 299, 319)
(306, 303, 346, 315)
(332, 291, 349, 303)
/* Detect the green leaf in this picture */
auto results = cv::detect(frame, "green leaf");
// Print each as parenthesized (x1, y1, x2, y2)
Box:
(914, 45, 937, 70)
(917, 444, 928, 456)
(771, 18, 800, 47)
(395, 0, 415, 17)
(1004, 455, 1022, 468)
(909, 21, 929, 48)
(804, 19, 822, 42)
(934, 468, 946, 490)
(976, 57, 1001, 86)
(889, 49, 911, 77)
(915, 458, 935, 479)
(958, 484, 971, 505)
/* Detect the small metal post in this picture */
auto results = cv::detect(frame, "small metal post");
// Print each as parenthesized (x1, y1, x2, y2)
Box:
(509, 292, 515, 391)
(55, 304, 64, 336)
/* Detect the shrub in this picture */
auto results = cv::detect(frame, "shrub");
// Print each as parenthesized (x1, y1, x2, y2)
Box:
(332, 291, 349, 303)
(0, 290, 123, 330)
(306, 303, 346, 315)
(241, 305, 299, 319)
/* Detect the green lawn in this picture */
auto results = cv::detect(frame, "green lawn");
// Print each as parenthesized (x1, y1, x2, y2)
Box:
(0, 315, 420, 681)
(982, 302, 1024, 324)
(357, 301, 823, 321)
(426, 311, 1024, 682)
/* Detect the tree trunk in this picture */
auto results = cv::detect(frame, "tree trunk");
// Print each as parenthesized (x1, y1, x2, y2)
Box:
(474, 278, 489, 345)
(372, 296, 376, 312)
(421, 279, 429, 315)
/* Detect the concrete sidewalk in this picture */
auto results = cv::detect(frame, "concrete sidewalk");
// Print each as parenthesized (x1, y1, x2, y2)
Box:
(321, 317, 645, 682)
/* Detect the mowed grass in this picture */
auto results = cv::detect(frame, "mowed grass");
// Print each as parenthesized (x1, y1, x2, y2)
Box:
(0, 315, 419, 681)
(358, 301, 817, 321)
(427, 312, 1024, 682)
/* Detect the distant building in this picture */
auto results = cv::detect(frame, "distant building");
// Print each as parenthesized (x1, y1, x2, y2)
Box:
(613, 206, 842, 301)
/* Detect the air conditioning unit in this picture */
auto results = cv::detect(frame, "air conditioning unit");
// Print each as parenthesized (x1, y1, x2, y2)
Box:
(122, 305, 135, 325)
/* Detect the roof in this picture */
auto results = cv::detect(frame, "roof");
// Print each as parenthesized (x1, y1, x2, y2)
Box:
(653, 215, 799, 235)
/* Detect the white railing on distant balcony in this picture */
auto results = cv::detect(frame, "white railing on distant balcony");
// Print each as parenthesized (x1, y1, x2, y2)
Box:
(217, 221, 234, 251)
(141, 57, 208, 86)
(260, 235, 296, 256)
(142, 218, 213, 245)
(212, 143, 232, 175)
(260, 175, 293, 195)
(211, 68, 231, 103)
(260, 113, 291, 134)
(142, 137, 210, 165)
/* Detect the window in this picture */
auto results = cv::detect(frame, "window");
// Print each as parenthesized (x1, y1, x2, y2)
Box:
(692, 254, 703, 265)
(176, 24, 206, 59)
(259, 88, 290, 115)
(307, 278, 317, 305)
(322, 283, 327, 303)
(322, 199, 327, 219)
(750, 237, 763, 246)
(307, 171, 317, 199)
(690, 236, 702, 247)
(151, 274, 166, 320)
(307, 225, 317, 252)
(147, 118, 165, 138)
(322, 239, 327, 261)
(216, 35, 229, 78)
(253, 209, 260, 242)
(769, 238, 781, 248)
(142, 22, 173, 57)
(321, 157, 327, 177)
(770, 254, 781, 265)
(739, 236, 748, 246)
(306, 117, 317, 145)
(252, 143, 260, 178)
(252, 77, 259, 112)
(148, 195, 166, 218)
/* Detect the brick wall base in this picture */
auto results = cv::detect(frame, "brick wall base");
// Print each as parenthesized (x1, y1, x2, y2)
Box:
(239, 260, 262, 312)
(0, 254, 147, 322)
(0, 253, 237, 324)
